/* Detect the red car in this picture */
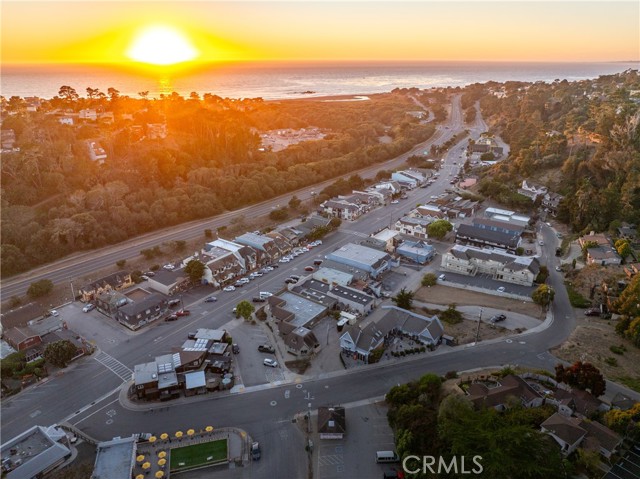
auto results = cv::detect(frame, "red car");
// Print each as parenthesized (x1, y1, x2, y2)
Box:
(176, 309, 191, 317)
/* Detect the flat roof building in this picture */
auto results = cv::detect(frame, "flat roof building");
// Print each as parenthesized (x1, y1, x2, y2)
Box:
(91, 436, 136, 479)
(326, 243, 392, 278)
(278, 291, 328, 329)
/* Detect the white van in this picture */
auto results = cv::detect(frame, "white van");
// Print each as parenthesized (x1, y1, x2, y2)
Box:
(375, 451, 400, 463)
(259, 292, 273, 299)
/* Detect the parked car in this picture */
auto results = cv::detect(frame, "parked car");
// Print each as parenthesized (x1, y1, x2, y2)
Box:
(490, 314, 506, 323)
(163, 264, 175, 271)
(290, 275, 301, 281)
(313, 259, 323, 266)
(232, 344, 240, 354)
(252, 297, 266, 303)
(497, 286, 506, 293)
(165, 314, 179, 322)
(176, 309, 191, 317)
(168, 299, 181, 307)
(234, 280, 245, 287)
(304, 266, 314, 272)
(143, 271, 156, 277)
(188, 332, 197, 339)
(204, 296, 217, 303)
(258, 344, 275, 354)
(48, 309, 59, 317)
(284, 278, 298, 284)
(223, 285, 236, 292)
(391, 200, 399, 204)
(585, 308, 601, 317)
(538, 240, 544, 246)
(438, 274, 446, 281)
(140, 275, 149, 281)
(251, 442, 261, 460)
(82, 304, 95, 313)
(555, 265, 562, 272)
(263, 358, 278, 368)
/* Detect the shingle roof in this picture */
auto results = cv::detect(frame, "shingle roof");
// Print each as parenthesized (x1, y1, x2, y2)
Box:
(541, 413, 586, 446)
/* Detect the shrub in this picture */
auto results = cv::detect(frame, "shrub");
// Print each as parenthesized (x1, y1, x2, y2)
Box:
(420, 347, 426, 353)
(116, 259, 126, 268)
(609, 345, 626, 355)
(604, 357, 618, 367)
(444, 371, 458, 379)
(27, 279, 54, 299)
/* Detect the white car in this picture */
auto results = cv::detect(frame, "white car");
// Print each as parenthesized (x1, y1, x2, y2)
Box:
(538, 240, 544, 246)
(279, 258, 290, 263)
(391, 200, 399, 204)
(49, 309, 59, 317)
(497, 286, 506, 293)
(163, 264, 175, 271)
(223, 285, 236, 292)
(263, 358, 278, 368)
(82, 304, 95, 313)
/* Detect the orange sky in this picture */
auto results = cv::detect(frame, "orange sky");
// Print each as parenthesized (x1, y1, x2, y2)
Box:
(2, 1, 639, 66)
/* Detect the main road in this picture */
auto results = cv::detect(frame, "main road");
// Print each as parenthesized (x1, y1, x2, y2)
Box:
(0, 95, 464, 300)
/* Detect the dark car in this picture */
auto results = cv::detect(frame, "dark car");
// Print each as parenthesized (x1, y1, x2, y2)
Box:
(165, 314, 179, 322)
(252, 297, 266, 303)
(251, 442, 261, 460)
(188, 332, 197, 339)
(269, 263, 279, 268)
(204, 296, 217, 303)
(284, 278, 298, 284)
(585, 308, 601, 317)
(168, 299, 181, 307)
(232, 344, 240, 354)
(176, 309, 191, 317)
(258, 344, 275, 354)
(490, 314, 506, 323)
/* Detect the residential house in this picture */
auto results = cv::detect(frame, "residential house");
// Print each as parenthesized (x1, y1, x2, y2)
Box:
(442, 245, 540, 286)
(518, 180, 548, 200)
(416, 204, 446, 220)
(87, 140, 107, 163)
(458, 178, 477, 189)
(371, 229, 400, 253)
(322, 198, 365, 222)
(585, 245, 622, 266)
(472, 217, 525, 237)
(317, 407, 346, 440)
(455, 223, 521, 253)
(543, 192, 564, 216)
(617, 223, 638, 243)
(79, 109, 98, 121)
(3, 326, 42, 351)
(79, 271, 133, 303)
(265, 231, 293, 256)
(350, 190, 381, 206)
(396, 240, 436, 264)
(373, 181, 403, 194)
(395, 216, 432, 239)
(235, 232, 282, 262)
(541, 413, 621, 458)
(466, 374, 543, 411)
(295, 215, 332, 237)
(283, 327, 320, 356)
(578, 232, 611, 249)
(0, 302, 45, 330)
(340, 322, 386, 362)
(95, 290, 129, 317)
(365, 186, 392, 204)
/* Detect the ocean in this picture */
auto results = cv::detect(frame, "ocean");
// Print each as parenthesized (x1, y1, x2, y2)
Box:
(1, 61, 638, 100)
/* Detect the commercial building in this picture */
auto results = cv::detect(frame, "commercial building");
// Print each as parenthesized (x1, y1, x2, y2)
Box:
(455, 223, 521, 253)
(396, 241, 436, 264)
(327, 285, 376, 314)
(1, 425, 71, 479)
(441, 245, 540, 286)
(91, 436, 136, 479)
(78, 271, 133, 303)
(326, 243, 392, 278)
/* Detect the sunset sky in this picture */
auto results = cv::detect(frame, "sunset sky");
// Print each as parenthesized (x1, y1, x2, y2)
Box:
(2, 1, 639, 66)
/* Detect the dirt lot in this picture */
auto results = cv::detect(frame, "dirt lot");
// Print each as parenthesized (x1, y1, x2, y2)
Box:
(552, 315, 640, 392)
(415, 285, 542, 318)
(415, 285, 535, 345)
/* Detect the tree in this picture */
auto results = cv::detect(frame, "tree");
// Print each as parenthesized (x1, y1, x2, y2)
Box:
(235, 300, 255, 320)
(480, 152, 495, 161)
(269, 208, 288, 221)
(27, 279, 54, 299)
(392, 288, 414, 310)
(427, 219, 453, 239)
(204, 228, 213, 239)
(615, 239, 632, 261)
(329, 217, 342, 229)
(421, 273, 437, 287)
(555, 361, 606, 397)
(604, 402, 640, 438)
(116, 259, 126, 268)
(532, 284, 554, 310)
(58, 85, 79, 103)
(535, 265, 549, 284)
(184, 259, 205, 283)
(43, 340, 78, 368)
(440, 304, 463, 324)
(173, 240, 186, 252)
(288, 195, 301, 209)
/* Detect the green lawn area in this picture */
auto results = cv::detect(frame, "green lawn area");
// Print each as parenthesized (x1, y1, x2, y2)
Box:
(564, 281, 592, 308)
(170, 439, 228, 471)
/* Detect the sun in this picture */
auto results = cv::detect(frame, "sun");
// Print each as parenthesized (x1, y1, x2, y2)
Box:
(127, 26, 198, 66)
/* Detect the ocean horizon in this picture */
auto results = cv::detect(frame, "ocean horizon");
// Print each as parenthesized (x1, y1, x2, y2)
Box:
(1, 60, 638, 101)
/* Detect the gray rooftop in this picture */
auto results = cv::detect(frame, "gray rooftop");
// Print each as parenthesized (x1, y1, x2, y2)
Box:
(195, 329, 226, 341)
(185, 370, 206, 390)
(327, 243, 390, 267)
(1, 425, 70, 479)
(312, 267, 354, 286)
(91, 436, 136, 479)
(134, 361, 158, 386)
(149, 268, 186, 286)
(330, 285, 375, 305)
(279, 291, 328, 328)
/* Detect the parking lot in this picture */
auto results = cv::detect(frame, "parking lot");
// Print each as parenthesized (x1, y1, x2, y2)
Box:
(314, 401, 397, 479)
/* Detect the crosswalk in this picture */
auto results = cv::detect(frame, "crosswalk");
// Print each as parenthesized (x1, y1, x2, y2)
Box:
(94, 351, 133, 382)
(341, 229, 369, 238)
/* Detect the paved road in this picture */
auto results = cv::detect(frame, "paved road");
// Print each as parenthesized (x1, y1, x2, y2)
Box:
(0, 95, 461, 300)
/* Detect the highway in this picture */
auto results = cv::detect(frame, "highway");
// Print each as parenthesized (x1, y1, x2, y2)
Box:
(0, 95, 462, 300)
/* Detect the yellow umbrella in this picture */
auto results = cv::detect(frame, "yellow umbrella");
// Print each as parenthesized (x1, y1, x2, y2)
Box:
(136, 454, 145, 462)
(158, 458, 166, 466)
(205, 426, 213, 433)
(136, 475, 144, 479)
(175, 431, 183, 438)
(187, 429, 195, 436)
(155, 471, 165, 478)
(158, 451, 166, 459)
(149, 435, 157, 443)
(142, 462, 151, 470)
(160, 433, 168, 440)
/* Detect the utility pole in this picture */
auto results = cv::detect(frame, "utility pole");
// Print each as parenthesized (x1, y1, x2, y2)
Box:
(475, 307, 483, 344)
(70, 282, 75, 301)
